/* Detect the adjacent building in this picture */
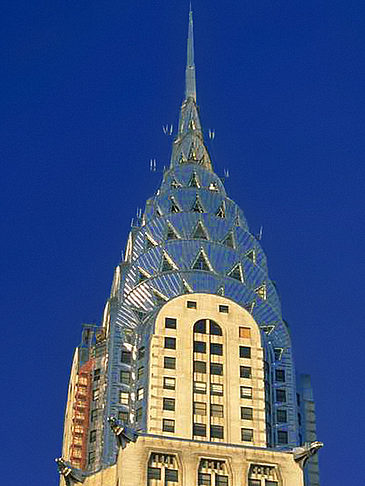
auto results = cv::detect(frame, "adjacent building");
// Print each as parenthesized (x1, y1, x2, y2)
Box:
(58, 8, 321, 486)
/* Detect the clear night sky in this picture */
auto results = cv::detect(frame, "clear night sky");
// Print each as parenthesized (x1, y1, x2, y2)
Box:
(2, 1, 364, 484)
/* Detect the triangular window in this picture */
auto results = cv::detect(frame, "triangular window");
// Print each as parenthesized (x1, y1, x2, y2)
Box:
(178, 153, 186, 164)
(227, 263, 244, 282)
(192, 249, 213, 272)
(222, 231, 235, 249)
(216, 201, 226, 218)
(255, 283, 267, 300)
(192, 221, 208, 240)
(188, 146, 198, 161)
(234, 210, 241, 226)
(191, 195, 205, 213)
(246, 249, 256, 264)
(155, 205, 162, 217)
(216, 286, 225, 296)
(170, 197, 181, 214)
(152, 288, 168, 306)
(182, 278, 193, 294)
(161, 252, 178, 272)
(138, 267, 151, 284)
(170, 178, 182, 189)
(145, 233, 158, 250)
(208, 182, 219, 192)
(133, 309, 146, 321)
(261, 325, 275, 335)
(166, 222, 180, 240)
(274, 348, 284, 361)
(244, 302, 255, 314)
(188, 172, 201, 188)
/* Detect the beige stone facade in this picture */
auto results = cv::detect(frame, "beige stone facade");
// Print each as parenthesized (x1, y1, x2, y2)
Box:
(73, 435, 303, 486)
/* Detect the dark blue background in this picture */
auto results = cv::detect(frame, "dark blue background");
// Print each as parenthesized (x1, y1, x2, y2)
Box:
(2, 1, 364, 484)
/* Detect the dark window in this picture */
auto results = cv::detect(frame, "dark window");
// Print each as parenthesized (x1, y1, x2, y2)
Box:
(164, 357, 176, 369)
(193, 423, 206, 436)
(118, 410, 128, 422)
(137, 366, 144, 379)
(194, 360, 207, 373)
(164, 337, 176, 349)
(163, 377, 176, 390)
(277, 409, 287, 423)
(163, 398, 175, 411)
(239, 346, 251, 358)
(240, 366, 252, 378)
(165, 469, 178, 482)
(241, 428, 253, 442)
(240, 386, 252, 399)
(298, 413, 302, 426)
(136, 407, 142, 422)
(147, 467, 161, 480)
(219, 305, 229, 313)
(296, 393, 301, 406)
(89, 430, 97, 442)
(216, 476, 228, 486)
(138, 347, 145, 360)
(276, 389, 286, 403)
(210, 425, 224, 439)
(241, 407, 253, 420)
(198, 473, 211, 485)
(194, 341, 206, 353)
(90, 409, 98, 422)
(248, 481, 261, 486)
(266, 482, 278, 486)
(209, 321, 222, 335)
(162, 419, 175, 433)
(187, 300, 197, 309)
(121, 350, 132, 364)
(210, 362, 223, 375)
(194, 381, 207, 394)
(165, 317, 177, 329)
(275, 369, 285, 382)
(120, 370, 130, 385)
(277, 430, 288, 444)
(193, 402, 207, 415)
(93, 369, 100, 381)
(274, 348, 283, 361)
(210, 343, 223, 355)
(194, 320, 206, 333)
(211, 404, 224, 417)
(210, 383, 223, 395)
(88, 451, 95, 465)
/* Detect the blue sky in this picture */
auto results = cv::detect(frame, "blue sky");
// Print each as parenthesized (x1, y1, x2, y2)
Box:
(2, 1, 365, 484)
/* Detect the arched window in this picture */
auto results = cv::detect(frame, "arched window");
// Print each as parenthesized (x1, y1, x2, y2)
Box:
(193, 320, 222, 336)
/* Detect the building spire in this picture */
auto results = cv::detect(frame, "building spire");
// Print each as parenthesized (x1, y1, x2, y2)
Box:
(185, 4, 196, 101)
(169, 5, 213, 172)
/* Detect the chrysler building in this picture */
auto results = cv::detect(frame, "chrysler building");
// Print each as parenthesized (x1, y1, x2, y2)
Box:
(58, 7, 321, 486)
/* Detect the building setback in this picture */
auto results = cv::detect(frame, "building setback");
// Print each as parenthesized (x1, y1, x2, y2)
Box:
(57, 7, 322, 486)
